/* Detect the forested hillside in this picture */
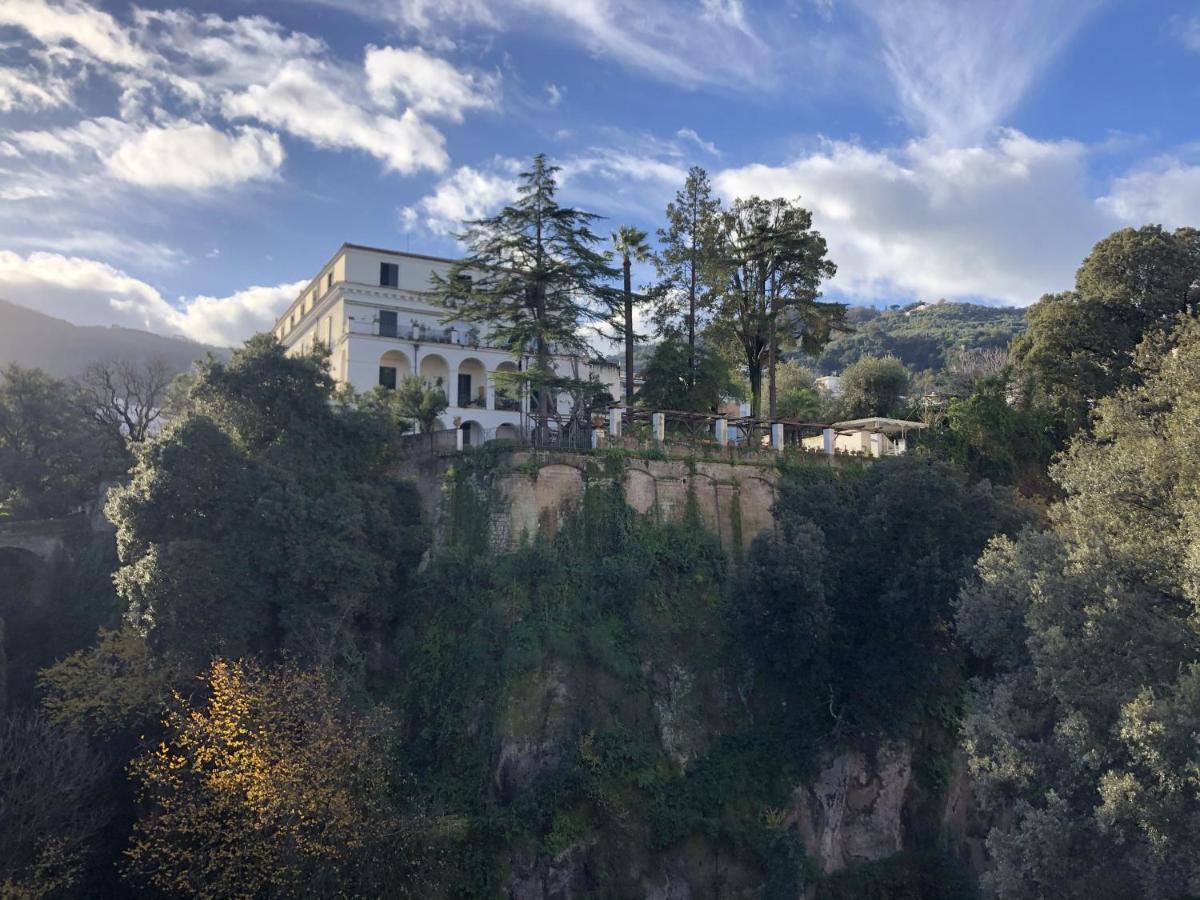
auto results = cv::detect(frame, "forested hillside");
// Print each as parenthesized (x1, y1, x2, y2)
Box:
(812, 303, 1027, 375)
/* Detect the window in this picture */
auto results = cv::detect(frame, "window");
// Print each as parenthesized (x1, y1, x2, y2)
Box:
(326, 273, 333, 291)
(379, 309, 398, 338)
(457, 373, 471, 407)
(380, 262, 399, 287)
(379, 366, 397, 390)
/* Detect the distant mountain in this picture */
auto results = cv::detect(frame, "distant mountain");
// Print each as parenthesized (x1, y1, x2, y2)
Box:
(0, 298, 227, 379)
(812, 301, 1027, 374)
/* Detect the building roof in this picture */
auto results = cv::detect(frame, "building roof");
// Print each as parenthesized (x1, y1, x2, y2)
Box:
(832, 417, 927, 434)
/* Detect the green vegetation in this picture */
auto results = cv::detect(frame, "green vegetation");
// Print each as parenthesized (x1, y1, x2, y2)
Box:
(958, 315, 1200, 900)
(813, 302, 1026, 377)
(3, 159, 1200, 898)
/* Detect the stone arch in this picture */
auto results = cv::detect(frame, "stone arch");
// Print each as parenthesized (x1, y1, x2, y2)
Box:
(378, 349, 411, 387)
(495, 423, 520, 442)
(419, 352, 450, 393)
(456, 357, 487, 408)
(460, 419, 484, 447)
(623, 467, 658, 516)
(493, 360, 520, 412)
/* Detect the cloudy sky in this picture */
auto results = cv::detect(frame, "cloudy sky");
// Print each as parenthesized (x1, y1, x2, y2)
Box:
(0, 0, 1198, 346)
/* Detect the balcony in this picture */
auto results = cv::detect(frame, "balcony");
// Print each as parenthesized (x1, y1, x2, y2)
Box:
(495, 395, 521, 412)
(351, 316, 498, 350)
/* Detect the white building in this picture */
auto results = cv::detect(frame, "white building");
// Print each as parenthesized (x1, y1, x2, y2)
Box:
(274, 243, 621, 445)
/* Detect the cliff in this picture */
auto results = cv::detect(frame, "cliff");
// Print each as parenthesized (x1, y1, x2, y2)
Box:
(390, 446, 987, 898)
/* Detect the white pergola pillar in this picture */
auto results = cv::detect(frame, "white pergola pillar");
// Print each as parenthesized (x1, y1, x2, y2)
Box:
(609, 407, 623, 437)
(822, 427, 835, 455)
(870, 432, 884, 458)
(770, 422, 784, 452)
(456, 426, 465, 451)
(714, 417, 728, 446)
(651, 412, 665, 442)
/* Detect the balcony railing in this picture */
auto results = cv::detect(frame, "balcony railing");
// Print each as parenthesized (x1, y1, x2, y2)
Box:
(350, 317, 502, 350)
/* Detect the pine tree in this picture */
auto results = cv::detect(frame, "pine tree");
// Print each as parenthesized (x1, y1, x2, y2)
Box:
(429, 154, 618, 435)
(654, 167, 722, 388)
(707, 196, 842, 419)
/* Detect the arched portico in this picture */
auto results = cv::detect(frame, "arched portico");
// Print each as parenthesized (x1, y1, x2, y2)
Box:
(495, 423, 520, 442)
(460, 419, 484, 447)
(493, 360, 520, 412)
(456, 357, 487, 409)
(419, 353, 450, 392)
(378, 349, 411, 390)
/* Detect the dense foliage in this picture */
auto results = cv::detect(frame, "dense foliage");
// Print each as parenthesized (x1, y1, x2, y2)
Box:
(1010, 225, 1200, 441)
(959, 315, 1200, 899)
(813, 302, 1026, 376)
(106, 336, 423, 671)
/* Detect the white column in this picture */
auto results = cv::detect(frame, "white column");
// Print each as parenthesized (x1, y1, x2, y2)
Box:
(485, 372, 495, 411)
(651, 412, 666, 442)
(714, 417, 728, 446)
(609, 407, 623, 437)
(870, 432, 883, 458)
(456, 427, 465, 452)
(823, 427, 835, 455)
(771, 422, 784, 451)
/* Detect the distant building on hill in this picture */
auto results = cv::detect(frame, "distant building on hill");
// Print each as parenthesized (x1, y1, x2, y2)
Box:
(273, 243, 620, 444)
(815, 374, 844, 396)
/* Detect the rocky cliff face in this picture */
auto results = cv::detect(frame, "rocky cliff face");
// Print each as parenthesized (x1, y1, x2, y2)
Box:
(398, 450, 985, 898)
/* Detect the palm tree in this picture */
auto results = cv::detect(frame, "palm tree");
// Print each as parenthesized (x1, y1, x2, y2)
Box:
(611, 226, 651, 406)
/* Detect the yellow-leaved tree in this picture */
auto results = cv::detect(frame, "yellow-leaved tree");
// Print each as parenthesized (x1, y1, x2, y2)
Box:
(125, 659, 429, 898)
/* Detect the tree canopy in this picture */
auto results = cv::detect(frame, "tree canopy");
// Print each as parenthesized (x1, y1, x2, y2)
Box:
(1010, 225, 1200, 440)
(428, 154, 618, 432)
(959, 314, 1200, 899)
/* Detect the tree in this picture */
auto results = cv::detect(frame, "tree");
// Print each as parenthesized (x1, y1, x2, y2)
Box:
(0, 365, 125, 518)
(611, 225, 651, 405)
(1010, 225, 1200, 441)
(105, 336, 424, 670)
(637, 338, 740, 413)
(839, 354, 909, 418)
(706, 196, 841, 418)
(958, 315, 1200, 899)
(125, 658, 427, 898)
(429, 154, 618, 435)
(0, 710, 112, 898)
(365, 376, 449, 433)
(654, 166, 723, 387)
(76, 357, 174, 443)
(736, 455, 1029, 735)
(774, 359, 823, 420)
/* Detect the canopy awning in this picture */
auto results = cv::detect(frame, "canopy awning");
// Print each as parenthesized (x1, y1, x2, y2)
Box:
(831, 417, 927, 435)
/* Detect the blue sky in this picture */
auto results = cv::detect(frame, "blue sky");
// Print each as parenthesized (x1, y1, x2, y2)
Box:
(0, 0, 1197, 346)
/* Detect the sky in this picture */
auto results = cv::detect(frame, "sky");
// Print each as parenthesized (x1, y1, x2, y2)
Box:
(0, 0, 1198, 347)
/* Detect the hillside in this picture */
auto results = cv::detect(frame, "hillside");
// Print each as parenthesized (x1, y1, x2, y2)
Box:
(0, 298, 226, 378)
(813, 301, 1026, 374)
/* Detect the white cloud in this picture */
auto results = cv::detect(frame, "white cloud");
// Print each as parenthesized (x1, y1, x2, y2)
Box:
(106, 122, 284, 190)
(0, 66, 72, 111)
(545, 83, 564, 107)
(364, 45, 498, 121)
(0, 0, 147, 66)
(676, 127, 719, 157)
(0, 250, 304, 345)
(850, 0, 1105, 142)
(402, 158, 521, 235)
(715, 129, 1116, 305)
(1099, 156, 1200, 228)
(221, 61, 448, 174)
(1174, 15, 1200, 53)
(158, 282, 308, 347)
(332, 0, 783, 90)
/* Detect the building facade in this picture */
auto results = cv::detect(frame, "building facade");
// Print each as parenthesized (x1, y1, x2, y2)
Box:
(273, 243, 621, 444)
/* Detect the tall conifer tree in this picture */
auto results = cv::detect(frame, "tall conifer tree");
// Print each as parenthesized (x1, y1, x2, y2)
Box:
(430, 155, 618, 435)
(654, 167, 722, 388)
